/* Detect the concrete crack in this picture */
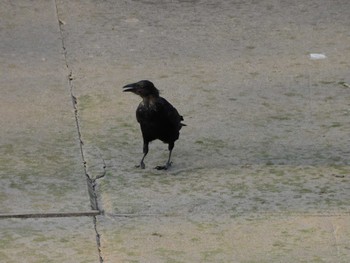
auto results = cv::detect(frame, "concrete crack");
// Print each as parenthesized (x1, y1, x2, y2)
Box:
(85, 147, 107, 211)
(54, 1, 104, 262)
(93, 215, 103, 263)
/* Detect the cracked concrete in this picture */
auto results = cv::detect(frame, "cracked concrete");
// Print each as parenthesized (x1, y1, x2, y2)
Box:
(54, 1, 105, 260)
(1, 0, 350, 262)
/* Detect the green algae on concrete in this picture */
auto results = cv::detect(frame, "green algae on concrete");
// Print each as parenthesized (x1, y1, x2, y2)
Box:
(96, 165, 350, 219)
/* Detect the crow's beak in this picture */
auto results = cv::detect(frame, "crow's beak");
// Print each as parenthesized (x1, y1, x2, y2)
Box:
(122, 83, 137, 92)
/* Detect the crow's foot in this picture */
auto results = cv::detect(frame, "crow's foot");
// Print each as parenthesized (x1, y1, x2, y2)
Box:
(155, 162, 172, 170)
(136, 162, 145, 169)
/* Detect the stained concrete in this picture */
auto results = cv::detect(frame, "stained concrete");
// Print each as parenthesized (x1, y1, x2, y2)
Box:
(1, 0, 350, 262)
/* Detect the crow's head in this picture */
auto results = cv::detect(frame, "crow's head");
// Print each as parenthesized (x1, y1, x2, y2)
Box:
(123, 80, 159, 98)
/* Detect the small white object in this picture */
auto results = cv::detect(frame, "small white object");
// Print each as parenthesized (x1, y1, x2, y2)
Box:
(125, 18, 139, 23)
(309, 53, 327, 60)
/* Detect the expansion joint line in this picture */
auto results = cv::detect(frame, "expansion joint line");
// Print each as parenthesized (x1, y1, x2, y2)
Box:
(54, 1, 103, 262)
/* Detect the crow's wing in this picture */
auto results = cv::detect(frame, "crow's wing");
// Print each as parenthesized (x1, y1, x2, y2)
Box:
(156, 97, 184, 130)
(136, 97, 184, 143)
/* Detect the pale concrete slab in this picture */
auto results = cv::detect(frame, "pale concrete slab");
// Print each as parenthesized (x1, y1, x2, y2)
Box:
(0, 217, 98, 263)
(98, 215, 350, 263)
(7, 0, 349, 262)
(0, 1, 90, 213)
(55, 0, 350, 262)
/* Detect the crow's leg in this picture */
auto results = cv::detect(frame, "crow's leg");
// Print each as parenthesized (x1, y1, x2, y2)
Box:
(155, 142, 174, 170)
(136, 141, 148, 169)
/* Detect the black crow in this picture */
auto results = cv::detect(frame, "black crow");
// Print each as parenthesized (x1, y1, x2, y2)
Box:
(123, 80, 185, 170)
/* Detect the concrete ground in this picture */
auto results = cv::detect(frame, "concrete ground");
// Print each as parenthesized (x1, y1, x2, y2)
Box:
(1, 0, 350, 262)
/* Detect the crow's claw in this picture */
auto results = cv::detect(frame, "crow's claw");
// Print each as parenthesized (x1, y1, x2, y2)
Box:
(155, 162, 172, 170)
(136, 162, 145, 169)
